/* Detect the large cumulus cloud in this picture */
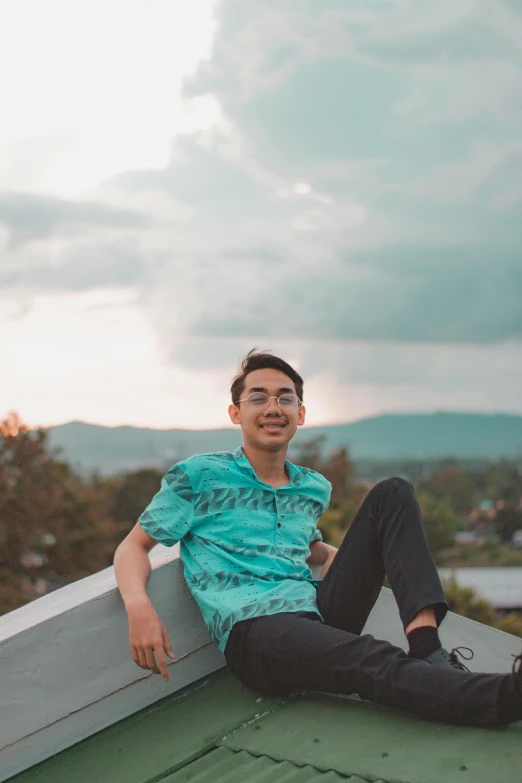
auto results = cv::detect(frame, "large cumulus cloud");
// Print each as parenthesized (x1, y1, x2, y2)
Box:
(0, 192, 153, 294)
(2, 0, 522, 393)
(0, 191, 149, 245)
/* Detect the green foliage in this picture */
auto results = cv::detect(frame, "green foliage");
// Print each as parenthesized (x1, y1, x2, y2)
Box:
(3, 415, 522, 641)
(414, 489, 466, 553)
(322, 446, 356, 508)
(494, 503, 522, 543)
(0, 412, 128, 615)
(0, 567, 32, 614)
(318, 502, 364, 549)
(495, 613, 522, 638)
(443, 578, 522, 638)
(417, 466, 475, 514)
(110, 469, 163, 523)
(437, 542, 522, 568)
(296, 435, 326, 473)
(443, 578, 497, 626)
(481, 461, 522, 506)
(294, 436, 367, 546)
(295, 438, 468, 553)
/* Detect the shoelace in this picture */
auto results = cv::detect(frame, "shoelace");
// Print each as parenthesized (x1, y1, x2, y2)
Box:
(449, 646, 474, 672)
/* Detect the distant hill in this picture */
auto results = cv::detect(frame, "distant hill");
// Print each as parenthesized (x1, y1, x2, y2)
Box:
(47, 413, 522, 475)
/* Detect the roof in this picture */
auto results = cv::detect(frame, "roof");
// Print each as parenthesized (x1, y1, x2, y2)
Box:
(439, 567, 522, 609)
(10, 667, 522, 783)
(2, 546, 522, 783)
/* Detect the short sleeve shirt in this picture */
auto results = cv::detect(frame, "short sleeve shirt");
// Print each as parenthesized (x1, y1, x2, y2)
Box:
(138, 446, 332, 653)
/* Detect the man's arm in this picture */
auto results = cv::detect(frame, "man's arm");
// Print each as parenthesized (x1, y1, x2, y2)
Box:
(307, 540, 339, 578)
(114, 523, 175, 681)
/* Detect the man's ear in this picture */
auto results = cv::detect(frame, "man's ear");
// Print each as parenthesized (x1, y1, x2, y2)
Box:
(228, 403, 241, 425)
(297, 404, 306, 427)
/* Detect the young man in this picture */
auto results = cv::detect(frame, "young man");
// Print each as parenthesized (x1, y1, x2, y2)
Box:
(114, 350, 522, 727)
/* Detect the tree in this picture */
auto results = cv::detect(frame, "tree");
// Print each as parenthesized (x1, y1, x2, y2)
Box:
(494, 503, 522, 544)
(443, 578, 497, 626)
(294, 437, 366, 546)
(323, 447, 355, 508)
(295, 435, 327, 473)
(294, 437, 356, 506)
(0, 412, 126, 615)
(443, 578, 522, 638)
(418, 466, 474, 515)
(0, 412, 66, 580)
(109, 468, 163, 524)
(415, 489, 465, 553)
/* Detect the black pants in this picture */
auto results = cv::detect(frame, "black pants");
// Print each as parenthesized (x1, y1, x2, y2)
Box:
(224, 476, 507, 726)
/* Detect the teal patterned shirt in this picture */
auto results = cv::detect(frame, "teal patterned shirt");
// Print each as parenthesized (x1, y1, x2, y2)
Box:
(138, 446, 332, 653)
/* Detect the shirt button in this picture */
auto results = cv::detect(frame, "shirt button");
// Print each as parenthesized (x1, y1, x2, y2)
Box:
(277, 522, 282, 528)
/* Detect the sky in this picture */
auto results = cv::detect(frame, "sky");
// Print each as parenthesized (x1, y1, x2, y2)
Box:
(1, 0, 522, 430)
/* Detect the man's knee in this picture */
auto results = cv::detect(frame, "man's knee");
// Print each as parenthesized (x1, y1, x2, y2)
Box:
(373, 476, 415, 499)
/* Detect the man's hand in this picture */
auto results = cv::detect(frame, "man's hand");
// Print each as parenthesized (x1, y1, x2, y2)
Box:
(127, 597, 175, 681)
(114, 524, 175, 681)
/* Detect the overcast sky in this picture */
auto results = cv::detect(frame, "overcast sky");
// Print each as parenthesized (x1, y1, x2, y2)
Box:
(2, 0, 522, 430)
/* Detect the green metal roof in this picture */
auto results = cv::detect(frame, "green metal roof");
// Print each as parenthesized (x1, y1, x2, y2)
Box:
(163, 746, 351, 782)
(11, 668, 522, 783)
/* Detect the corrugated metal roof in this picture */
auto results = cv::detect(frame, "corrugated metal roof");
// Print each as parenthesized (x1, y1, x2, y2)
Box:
(12, 668, 522, 783)
(162, 746, 353, 782)
(223, 689, 522, 783)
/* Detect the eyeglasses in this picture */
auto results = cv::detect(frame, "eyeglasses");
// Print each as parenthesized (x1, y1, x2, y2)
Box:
(237, 392, 302, 411)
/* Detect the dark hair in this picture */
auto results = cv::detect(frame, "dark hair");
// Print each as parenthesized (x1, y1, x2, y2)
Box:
(231, 348, 304, 406)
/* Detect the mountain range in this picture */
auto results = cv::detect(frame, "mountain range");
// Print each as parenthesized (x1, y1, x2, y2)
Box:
(47, 412, 522, 475)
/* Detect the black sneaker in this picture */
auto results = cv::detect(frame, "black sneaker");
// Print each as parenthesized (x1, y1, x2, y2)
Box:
(422, 646, 474, 672)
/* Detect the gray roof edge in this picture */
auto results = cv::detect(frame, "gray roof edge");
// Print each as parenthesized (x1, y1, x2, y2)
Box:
(0, 545, 225, 782)
(367, 586, 521, 672)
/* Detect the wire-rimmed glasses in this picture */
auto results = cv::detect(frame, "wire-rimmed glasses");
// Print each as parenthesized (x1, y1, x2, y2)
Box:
(237, 392, 302, 411)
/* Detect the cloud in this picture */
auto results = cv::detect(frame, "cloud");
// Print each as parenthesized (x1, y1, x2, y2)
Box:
(297, 337, 522, 424)
(0, 191, 150, 245)
(109, 128, 521, 348)
(3, 0, 522, 427)
(187, 243, 522, 344)
(3, 0, 522, 358)
(162, 335, 522, 429)
(0, 243, 146, 292)
(221, 246, 285, 263)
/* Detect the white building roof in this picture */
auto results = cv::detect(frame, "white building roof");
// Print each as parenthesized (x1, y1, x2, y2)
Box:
(439, 567, 522, 609)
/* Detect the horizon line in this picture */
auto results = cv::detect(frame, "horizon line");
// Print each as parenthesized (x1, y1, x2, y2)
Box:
(33, 408, 522, 433)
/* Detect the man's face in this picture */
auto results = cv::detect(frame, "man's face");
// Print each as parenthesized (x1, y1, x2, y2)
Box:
(228, 367, 306, 451)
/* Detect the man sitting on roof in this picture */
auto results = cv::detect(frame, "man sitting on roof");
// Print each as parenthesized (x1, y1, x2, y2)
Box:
(114, 349, 522, 727)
